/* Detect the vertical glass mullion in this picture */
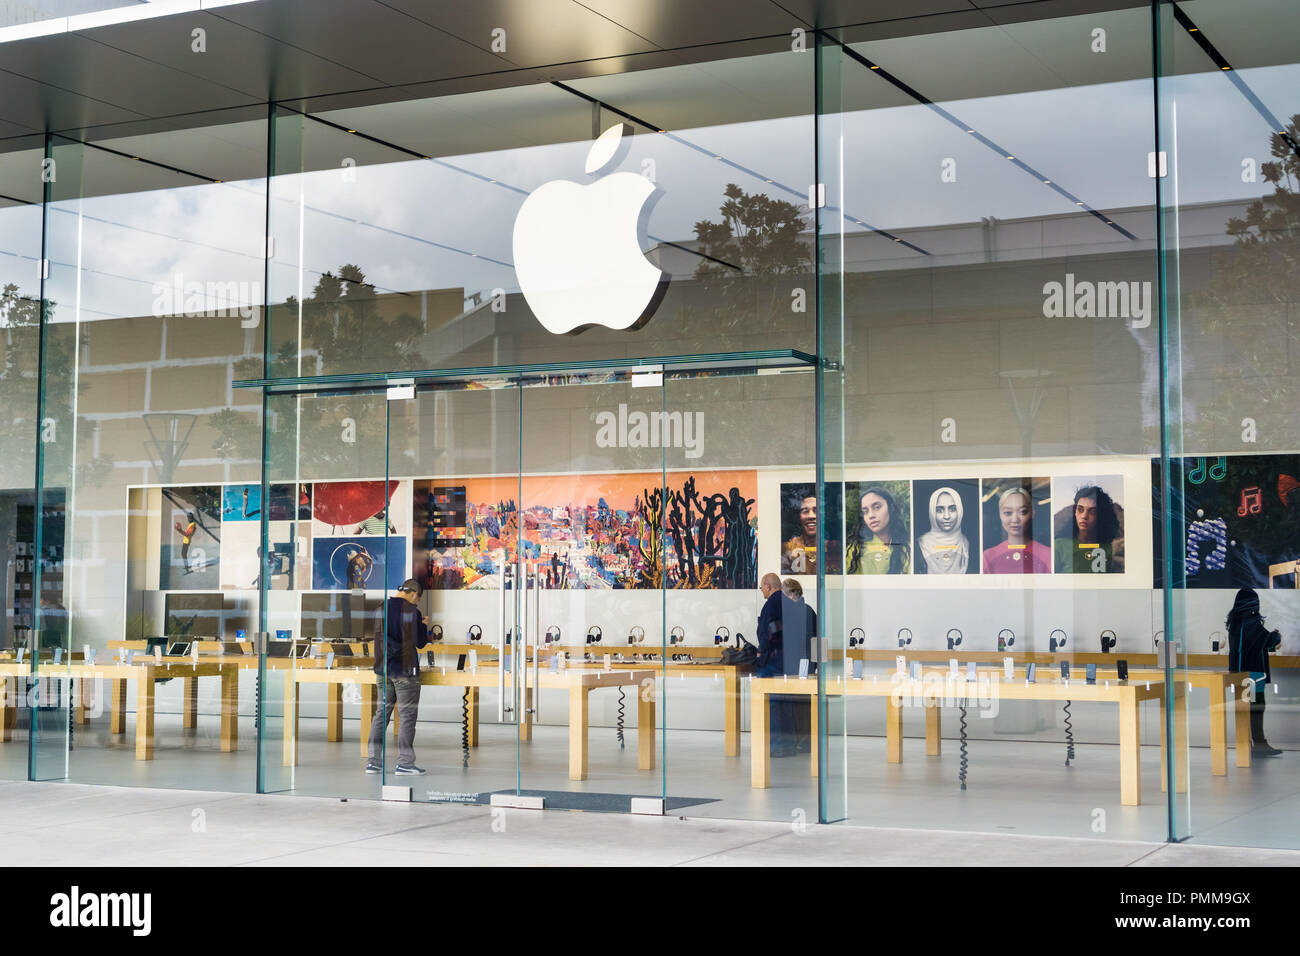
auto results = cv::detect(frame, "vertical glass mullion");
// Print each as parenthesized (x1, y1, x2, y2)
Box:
(815, 29, 848, 825)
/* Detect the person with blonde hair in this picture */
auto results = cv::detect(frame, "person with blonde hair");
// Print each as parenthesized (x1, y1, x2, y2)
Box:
(982, 485, 1050, 574)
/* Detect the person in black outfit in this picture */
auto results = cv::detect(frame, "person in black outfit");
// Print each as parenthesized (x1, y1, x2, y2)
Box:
(756, 572, 796, 757)
(1226, 587, 1283, 757)
(366, 578, 431, 774)
(783, 578, 818, 754)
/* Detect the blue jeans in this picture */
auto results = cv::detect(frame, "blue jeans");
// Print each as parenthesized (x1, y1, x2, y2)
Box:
(368, 675, 421, 766)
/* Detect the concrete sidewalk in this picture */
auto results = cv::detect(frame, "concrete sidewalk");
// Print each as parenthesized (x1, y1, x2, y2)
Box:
(2, 781, 1298, 866)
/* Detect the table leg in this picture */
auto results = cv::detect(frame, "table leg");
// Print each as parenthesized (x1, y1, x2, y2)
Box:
(520, 687, 533, 742)
(182, 677, 198, 730)
(810, 692, 818, 778)
(887, 693, 903, 764)
(282, 678, 298, 767)
(327, 682, 343, 742)
(724, 668, 740, 757)
(135, 669, 155, 760)
(220, 665, 237, 752)
(1119, 689, 1140, 806)
(1209, 678, 1228, 776)
(926, 700, 942, 756)
(75, 677, 88, 724)
(638, 680, 655, 771)
(110, 678, 126, 734)
(1, 677, 14, 740)
(1235, 684, 1252, 769)
(1175, 684, 1188, 793)
(359, 683, 376, 759)
(569, 685, 588, 781)
(751, 682, 770, 788)
(467, 686, 479, 747)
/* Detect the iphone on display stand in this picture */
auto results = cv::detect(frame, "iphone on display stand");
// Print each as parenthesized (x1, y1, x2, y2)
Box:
(1086, 663, 1097, 684)
(1060, 661, 1070, 680)
(852, 659, 863, 679)
(1026, 662, 1037, 683)
(896, 655, 906, 675)
(1003, 657, 1014, 680)
(1117, 659, 1129, 681)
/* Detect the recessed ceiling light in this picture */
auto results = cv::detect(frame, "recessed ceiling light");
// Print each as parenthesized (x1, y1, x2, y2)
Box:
(347, 129, 356, 133)
(965, 129, 974, 133)
(1221, 66, 1230, 71)
(1043, 179, 1051, 184)
(870, 65, 880, 70)
(1006, 155, 1014, 160)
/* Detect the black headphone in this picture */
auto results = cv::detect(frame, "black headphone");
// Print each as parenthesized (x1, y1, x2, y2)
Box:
(946, 628, 962, 651)
(997, 628, 1015, 651)
(670, 626, 686, 645)
(1209, 630, 1224, 653)
(629, 625, 645, 645)
(1100, 629, 1117, 653)
(430, 623, 443, 643)
(1152, 629, 1164, 649)
(467, 624, 482, 643)
(586, 625, 602, 645)
(713, 626, 729, 646)
(1049, 628, 1067, 652)
(849, 627, 866, 648)
(545, 625, 561, 645)
(897, 627, 912, 649)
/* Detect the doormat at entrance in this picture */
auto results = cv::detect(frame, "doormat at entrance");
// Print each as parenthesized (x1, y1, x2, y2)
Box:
(424, 789, 719, 813)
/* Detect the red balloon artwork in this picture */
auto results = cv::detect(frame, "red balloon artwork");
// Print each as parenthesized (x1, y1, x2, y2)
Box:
(312, 481, 398, 528)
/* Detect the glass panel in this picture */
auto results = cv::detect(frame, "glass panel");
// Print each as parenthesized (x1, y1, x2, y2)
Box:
(825, 6, 1166, 839)
(1157, 0, 1300, 847)
(37, 115, 267, 790)
(391, 382, 521, 801)
(0, 137, 47, 780)
(515, 375, 665, 810)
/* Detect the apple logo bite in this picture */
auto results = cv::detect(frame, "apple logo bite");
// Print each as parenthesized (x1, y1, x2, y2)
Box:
(513, 123, 667, 335)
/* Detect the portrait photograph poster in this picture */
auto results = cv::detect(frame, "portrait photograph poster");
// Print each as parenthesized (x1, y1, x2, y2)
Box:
(758, 459, 1151, 590)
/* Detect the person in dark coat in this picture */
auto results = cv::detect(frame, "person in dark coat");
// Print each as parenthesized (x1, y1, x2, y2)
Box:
(1226, 587, 1283, 757)
(757, 572, 796, 757)
(783, 578, 818, 753)
(366, 578, 430, 774)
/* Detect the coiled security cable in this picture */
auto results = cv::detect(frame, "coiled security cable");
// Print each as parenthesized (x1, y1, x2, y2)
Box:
(461, 689, 470, 768)
(617, 688, 626, 748)
(958, 705, 969, 792)
(1064, 700, 1075, 766)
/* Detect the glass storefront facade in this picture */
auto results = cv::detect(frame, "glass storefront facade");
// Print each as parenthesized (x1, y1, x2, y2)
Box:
(0, 0, 1296, 847)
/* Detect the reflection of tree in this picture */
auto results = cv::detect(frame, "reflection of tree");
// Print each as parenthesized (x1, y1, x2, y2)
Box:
(683, 183, 810, 332)
(210, 264, 425, 473)
(0, 284, 114, 489)
(1193, 114, 1300, 442)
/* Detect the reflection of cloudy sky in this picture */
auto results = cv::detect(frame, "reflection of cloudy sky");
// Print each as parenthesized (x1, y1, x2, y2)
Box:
(1, 59, 1295, 323)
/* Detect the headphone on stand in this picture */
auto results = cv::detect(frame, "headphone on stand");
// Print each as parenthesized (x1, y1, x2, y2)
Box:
(1100, 629, 1117, 653)
(467, 624, 482, 643)
(1152, 629, 1164, 650)
(997, 628, 1015, 652)
(1209, 629, 1224, 653)
(897, 627, 912, 650)
(430, 624, 443, 643)
(545, 625, 562, 645)
(713, 626, 729, 646)
(1049, 628, 1067, 653)
(946, 628, 963, 651)
(628, 625, 645, 646)
(848, 627, 866, 648)
(586, 625, 602, 646)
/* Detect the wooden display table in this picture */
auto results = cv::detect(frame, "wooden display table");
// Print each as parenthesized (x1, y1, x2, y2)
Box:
(847, 647, 1300, 670)
(750, 673, 1184, 806)
(0, 660, 238, 759)
(286, 666, 656, 781)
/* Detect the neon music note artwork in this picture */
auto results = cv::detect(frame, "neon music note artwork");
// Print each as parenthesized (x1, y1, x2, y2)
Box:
(1209, 456, 1227, 481)
(1237, 486, 1263, 516)
(1187, 458, 1206, 485)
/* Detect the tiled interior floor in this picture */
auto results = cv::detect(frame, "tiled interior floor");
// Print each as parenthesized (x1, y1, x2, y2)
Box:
(4, 705, 1298, 850)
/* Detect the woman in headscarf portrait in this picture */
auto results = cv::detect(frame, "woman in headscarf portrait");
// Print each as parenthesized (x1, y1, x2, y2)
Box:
(914, 480, 978, 574)
(846, 482, 911, 575)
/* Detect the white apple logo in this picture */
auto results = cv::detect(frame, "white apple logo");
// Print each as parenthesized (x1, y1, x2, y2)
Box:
(513, 123, 666, 334)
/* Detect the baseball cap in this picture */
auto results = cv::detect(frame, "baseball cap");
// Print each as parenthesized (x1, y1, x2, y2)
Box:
(397, 578, 422, 596)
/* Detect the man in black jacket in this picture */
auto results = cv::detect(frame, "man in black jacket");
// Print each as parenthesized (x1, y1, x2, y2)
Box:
(366, 578, 430, 775)
(757, 572, 797, 757)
